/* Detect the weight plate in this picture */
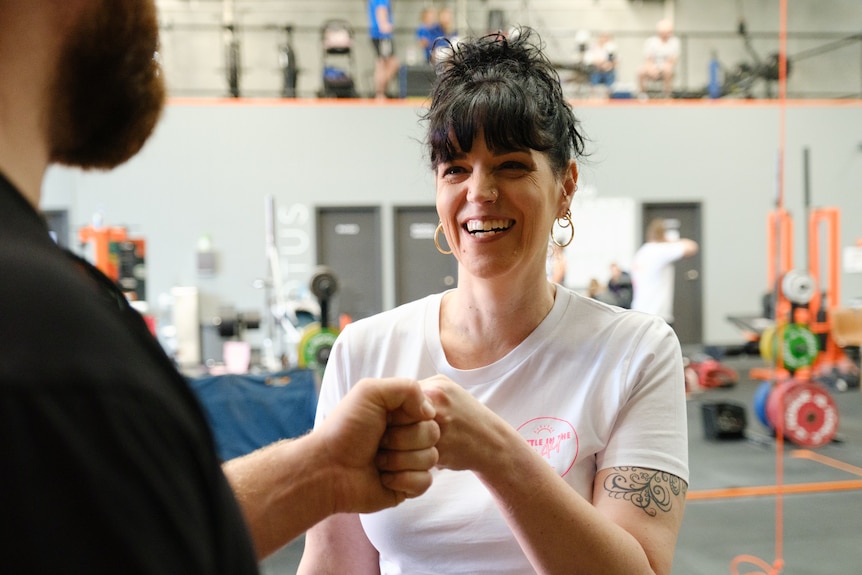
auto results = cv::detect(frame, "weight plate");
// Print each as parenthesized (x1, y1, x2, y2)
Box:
(298, 323, 339, 370)
(781, 382, 839, 447)
(759, 326, 776, 362)
(781, 270, 816, 305)
(310, 266, 339, 300)
(766, 380, 838, 447)
(753, 380, 772, 428)
(765, 380, 796, 431)
(780, 324, 819, 370)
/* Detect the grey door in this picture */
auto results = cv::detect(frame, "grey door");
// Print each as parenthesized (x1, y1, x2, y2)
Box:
(316, 207, 383, 323)
(394, 206, 458, 306)
(641, 202, 703, 346)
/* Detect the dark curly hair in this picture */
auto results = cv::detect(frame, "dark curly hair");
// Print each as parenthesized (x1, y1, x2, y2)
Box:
(425, 28, 586, 176)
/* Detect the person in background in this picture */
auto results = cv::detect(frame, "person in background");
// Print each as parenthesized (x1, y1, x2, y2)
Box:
(438, 5, 457, 39)
(591, 262, 633, 309)
(428, 6, 458, 65)
(0, 1, 440, 571)
(631, 218, 699, 326)
(299, 28, 688, 575)
(607, 262, 634, 308)
(637, 18, 680, 97)
(415, 7, 444, 64)
(368, 0, 400, 99)
(585, 31, 617, 96)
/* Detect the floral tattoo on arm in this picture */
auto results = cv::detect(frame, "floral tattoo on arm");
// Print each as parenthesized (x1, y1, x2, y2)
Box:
(603, 467, 687, 516)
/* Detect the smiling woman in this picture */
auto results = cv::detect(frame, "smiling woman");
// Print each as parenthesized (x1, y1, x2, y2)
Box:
(433, 135, 570, 288)
(426, 30, 585, 176)
(300, 28, 690, 575)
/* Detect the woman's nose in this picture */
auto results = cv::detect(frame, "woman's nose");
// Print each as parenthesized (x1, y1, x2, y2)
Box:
(466, 173, 498, 203)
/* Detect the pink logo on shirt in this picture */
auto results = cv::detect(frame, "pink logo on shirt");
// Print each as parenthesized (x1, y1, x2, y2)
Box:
(517, 417, 579, 477)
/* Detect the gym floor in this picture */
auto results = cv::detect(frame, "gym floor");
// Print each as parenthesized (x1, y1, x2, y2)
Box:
(259, 355, 862, 575)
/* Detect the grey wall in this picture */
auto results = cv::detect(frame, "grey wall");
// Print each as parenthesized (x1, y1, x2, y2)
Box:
(41, 101, 862, 346)
(154, 0, 862, 98)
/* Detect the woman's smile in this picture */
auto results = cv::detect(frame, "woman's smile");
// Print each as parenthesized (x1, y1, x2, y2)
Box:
(464, 218, 515, 236)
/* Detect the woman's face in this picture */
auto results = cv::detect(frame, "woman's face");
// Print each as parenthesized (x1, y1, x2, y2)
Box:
(435, 132, 576, 282)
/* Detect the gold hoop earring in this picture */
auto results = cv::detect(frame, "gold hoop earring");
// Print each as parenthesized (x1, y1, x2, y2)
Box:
(552, 210, 574, 248)
(434, 222, 453, 255)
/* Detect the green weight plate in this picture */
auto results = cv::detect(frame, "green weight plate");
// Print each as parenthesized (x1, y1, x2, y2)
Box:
(780, 324, 819, 370)
(298, 324, 339, 370)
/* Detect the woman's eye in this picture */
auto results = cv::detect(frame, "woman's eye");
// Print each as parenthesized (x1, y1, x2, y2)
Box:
(442, 166, 465, 177)
(499, 161, 528, 172)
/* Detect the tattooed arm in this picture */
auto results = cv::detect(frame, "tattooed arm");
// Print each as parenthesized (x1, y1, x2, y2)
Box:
(483, 436, 686, 575)
(483, 438, 685, 575)
(593, 466, 687, 575)
(423, 376, 687, 575)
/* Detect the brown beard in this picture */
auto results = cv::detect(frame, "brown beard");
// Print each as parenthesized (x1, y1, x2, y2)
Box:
(48, 0, 166, 169)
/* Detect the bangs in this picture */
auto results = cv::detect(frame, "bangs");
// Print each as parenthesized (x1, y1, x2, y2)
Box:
(430, 78, 558, 166)
(425, 28, 586, 172)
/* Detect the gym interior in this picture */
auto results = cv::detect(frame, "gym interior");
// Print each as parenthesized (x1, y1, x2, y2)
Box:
(42, 1, 862, 573)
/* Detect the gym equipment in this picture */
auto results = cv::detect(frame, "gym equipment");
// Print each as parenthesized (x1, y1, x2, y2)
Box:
(759, 323, 819, 371)
(224, 23, 241, 98)
(260, 195, 318, 371)
(79, 222, 147, 302)
(297, 324, 338, 370)
(702, 401, 747, 440)
(778, 324, 819, 371)
(278, 25, 299, 98)
(753, 380, 772, 428)
(744, 148, 849, 452)
(710, 20, 791, 99)
(222, 0, 240, 98)
(310, 265, 339, 304)
(319, 20, 357, 98)
(781, 270, 815, 305)
(297, 266, 340, 372)
(765, 379, 838, 448)
(749, 205, 845, 379)
(687, 356, 739, 389)
(213, 307, 261, 339)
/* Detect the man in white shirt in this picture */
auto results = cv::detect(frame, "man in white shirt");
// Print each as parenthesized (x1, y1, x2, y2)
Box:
(638, 19, 681, 97)
(631, 218, 699, 325)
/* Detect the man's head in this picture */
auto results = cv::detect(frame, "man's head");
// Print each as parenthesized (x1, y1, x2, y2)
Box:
(657, 19, 674, 41)
(48, 0, 165, 170)
(646, 218, 668, 242)
(420, 7, 438, 26)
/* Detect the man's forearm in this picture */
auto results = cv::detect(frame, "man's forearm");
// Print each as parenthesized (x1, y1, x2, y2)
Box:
(223, 436, 332, 559)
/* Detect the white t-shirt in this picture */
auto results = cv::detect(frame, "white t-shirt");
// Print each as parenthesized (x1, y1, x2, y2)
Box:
(314, 288, 688, 575)
(585, 41, 616, 67)
(630, 241, 688, 323)
(643, 35, 680, 67)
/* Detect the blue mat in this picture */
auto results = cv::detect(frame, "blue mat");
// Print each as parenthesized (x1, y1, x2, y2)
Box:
(189, 369, 318, 461)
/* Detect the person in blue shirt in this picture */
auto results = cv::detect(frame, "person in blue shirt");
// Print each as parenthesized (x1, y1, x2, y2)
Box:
(368, 0, 400, 98)
(416, 7, 444, 63)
